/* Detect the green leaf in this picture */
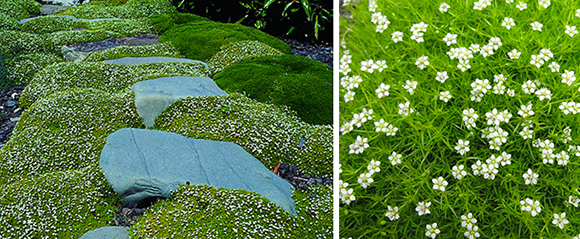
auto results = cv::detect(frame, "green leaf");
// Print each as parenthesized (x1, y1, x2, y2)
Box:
(302, 0, 311, 20)
(314, 15, 319, 40)
(264, 0, 276, 9)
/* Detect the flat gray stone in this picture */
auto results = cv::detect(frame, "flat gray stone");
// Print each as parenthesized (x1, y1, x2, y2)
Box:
(18, 15, 121, 24)
(99, 128, 297, 215)
(104, 56, 208, 69)
(79, 226, 129, 239)
(130, 76, 227, 127)
(40, 5, 70, 15)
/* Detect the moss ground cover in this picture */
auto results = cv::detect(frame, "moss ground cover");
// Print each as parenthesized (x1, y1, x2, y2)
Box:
(0, 29, 117, 53)
(207, 40, 284, 75)
(84, 43, 181, 62)
(340, 0, 580, 238)
(214, 54, 333, 125)
(20, 61, 207, 108)
(57, 0, 176, 19)
(158, 21, 291, 61)
(131, 184, 331, 238)
(21, 16, 155, 35)
(0, 13, 21, 31)
(0, 0, 41, 20)
(155, 93, 332, 178)
(149, 13, 209, 34)
(0, 88, 144, 183)
(6, 53, 64, 86)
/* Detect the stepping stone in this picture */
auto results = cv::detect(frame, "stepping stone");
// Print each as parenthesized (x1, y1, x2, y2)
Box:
(104, 56, 208, 69)
(78, 226, 130, 239)
(40, 5, 70, 16)
(99, 128, 297, 215)
(130, 76, 227, 127)
(18, 15, 122, 24)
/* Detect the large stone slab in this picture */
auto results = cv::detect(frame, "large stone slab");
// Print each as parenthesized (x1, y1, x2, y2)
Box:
(99, 128, 297, 215)
(79, 226, 130, 239)
(130, 76, 227, 127)
(104, 56, 208, 69)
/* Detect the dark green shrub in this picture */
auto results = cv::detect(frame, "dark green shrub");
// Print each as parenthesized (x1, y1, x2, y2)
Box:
(214, 54, 332, 125)
(149, 12, 209, 34)
(0, 53, 11, 91)
(58, 0, 176, 19)
(158, 21, 290, 61)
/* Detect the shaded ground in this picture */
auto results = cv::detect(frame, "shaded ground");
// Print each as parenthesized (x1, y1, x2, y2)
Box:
(0, 87, 23, 148)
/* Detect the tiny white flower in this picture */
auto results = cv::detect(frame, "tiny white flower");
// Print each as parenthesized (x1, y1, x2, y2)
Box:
(385, 206, 400, 221)
(535, 88, 552, 101)
(439, 91, 452, 102)
(404, 80, 419, 94)
(367, 159, 381, 174)
(439, 2, 450, 12)
(507, 89, 515, 97)
(530, 55, 544, 68)
(561, 70, 576, 86)
(411, 31, 425, 43)
(577, 9, 580, 18)
(455, 139, 470, 155)
(522, 168, 539, 185)
(552, 213, 569, 229)
(443, 33, 458, 46)
(568, 195, 580, 207)
(416, 201, 431, 216)
(531, 21, 543, 31)
(376, 83, 391, 98)
(389, 151, 403, 165)
(516, 1, 527, 11)
(436, 71, 449, 83)
(565, 25, 578, 37)
(508, 49, 521, 59)
(452, 165, 468, 180)
(349, 136, 369, 154)
(502, 17, 515, 30)
(517, 103, 535, 118)
(522, 80, 537, 94)
(392, 31, 404, 43)
(548, 61, 560, 72)
(538, 0, 550, 8)
(489, 37, 502, 50)
(358, 172, 374, 188)
(398, 101, 415, 116)
(425, 223, 440, 239)
(416, 56, 430, 69)
(461, 213, 477, 228)
(344, 91, 355, 102)
(340, 187, 356, 204)
(432, 176, 448, 192)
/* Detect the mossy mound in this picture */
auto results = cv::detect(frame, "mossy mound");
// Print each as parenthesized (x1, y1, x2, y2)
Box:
(0, 29, 118, 53)
(58, 0, 176, 19)
(208, 40, 284, 75)
(0, 165, 117, 238)
(149, 13, 209, 34)
(84, 43, 181, 62)
(130, 184, 331, 238)
(22, 16, 155, 35)
(154, 94, 332, 177)
(0, 13, 21, 31)
(0, 88, 144, 182)
(0, 53, 11, 90)
(0, 0, 41, 20)
(214, 55, 333, 125)
(20, 61, 207, 108)
(158, 21, 290, 61)
(6, 53, 64, 86)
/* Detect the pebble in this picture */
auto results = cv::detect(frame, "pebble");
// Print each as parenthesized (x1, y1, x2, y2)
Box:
(9, 117, 20, 122)
(5, 101, 16, 107)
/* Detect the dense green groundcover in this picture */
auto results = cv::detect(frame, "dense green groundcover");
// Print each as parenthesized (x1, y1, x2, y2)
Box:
(207, 40, 284, 75)
(155, 93, 333, 177)
(0, 12, 21, 31)
(84, 43, 181, 62)
(0, 0, 41, 20)
(214, 54, 333, 125)
(149, 12, 209, 34)
(131, 184, 332, 238)
(340, 0, 580, 238)
(6, 52, 64, 86)
(20, 61, 207, 108)
(21, 16, 155, 35)
(0, 29, 118, 53)
(57, 0, 176, 19)
(158, 20, 291, 61)
(0, 88, 144, 183)
(0, 165, 117, 239)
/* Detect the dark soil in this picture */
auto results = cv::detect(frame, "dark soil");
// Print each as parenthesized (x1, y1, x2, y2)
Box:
(0, 87, 24, 148)
(279, 38, 333, 67)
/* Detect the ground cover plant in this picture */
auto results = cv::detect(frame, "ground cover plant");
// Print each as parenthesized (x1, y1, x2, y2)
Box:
(148, 12, 210, 34)
(207, 40, 284, 75)
(83, 43, 181, 62)
(340, 0, 580, 238)
(0, 0, 41, 20)
(6, 53, 64, 86)
(57, 0, 177, 19)
(21, 16, 155, 35)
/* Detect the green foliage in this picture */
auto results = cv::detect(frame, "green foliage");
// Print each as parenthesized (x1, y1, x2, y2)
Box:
(155, 93, 332, 177)
(0, 12, 21, 31)
(131, 184, 331, 238)
(214, 54, 332, 125)
(0, 165, 117, 238)
(149, 12, 209, 34)
(58, 0, 177, 19)
(158, 20, 290, 61)
(0, 53, 11, 91)
(84, 43, 181, 62)
(0, 0, 41, 20)
(20, 61, 207, 108)
(0, 88, 144, 182)
(21, 16, 155, 35)
(6, 53, 64, 86)
(208, 40, 284, 75)
(0, 29, 117, 53)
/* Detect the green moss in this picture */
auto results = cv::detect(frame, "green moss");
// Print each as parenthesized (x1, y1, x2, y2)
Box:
(0, 165, 117, 238)
(58, 0, 176, 19)
(158, 21, 290, 61)
(214, 55, 333, 125)
(130, 184, 331, 238)
(154, 94, 332, 177)
(149, 13, 209, 34)
(208, 40, 284, 75)
(0, 13, 20, 31)
(84, 43, 181, 62)
(0, 88, 144, 182)
(0, 0, 41, 20)
(6, 53, 64, 86)
(21, 16, 85, 33)
(20, 61, 207, 108)
(0, 29, 118, 53)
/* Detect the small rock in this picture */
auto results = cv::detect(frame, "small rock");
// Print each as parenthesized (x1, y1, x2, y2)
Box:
(5, 101, 16, 107)
(13, 108, 21, 113)
(78, 226, 130, 239)
(62, 46, 87, 62)
(9, 117, 20, 122)
(11, 93, 18, 99)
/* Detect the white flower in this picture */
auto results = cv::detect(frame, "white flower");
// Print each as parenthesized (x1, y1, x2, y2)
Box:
(404, 80, 419, 94)
(439, 91, 452, 102)
(439, 2, 450, 12)
(349, 136, 369, 154)
(462, 108, 479, 129)
(376, 83, 391, 98)
(530, 54, 544, 68)
(539, 48, 553, 61)
(436, 71, 449, 83)
(561, 70, 576, 86)
(443, 33, 458, 46)
(416, 201, 431, 216)
(368, 0, 377, 12)
(398, 101, 415, 116)
(367, 159, 381, 174)
(376, 18, 391, 33)
(522, 80, 537, 94)
(507, 89, 515, 97)
(425, 223, 440, 239)
(344, 91, 355, 102)
(471, 160, 484, 175)
(535, 88, 552, 101)
(340, 121, 353, 135)
(361, 59, 378, 73)
(489, 37, 502, 50)
(506, 0, 514, 3)
(508, 49, 521, 59)
(517, 103, 534, 118)
(411, 31, 425, 43)
(385, 206, 400, 221)
(502, 17, 515, 30)
(455, 139, 470, 155)
(392, 31, 404, 42)
(522, 168, 539, 185)
(461, 213, 477, 228)
(577, 9, 580, 18)
(480, 44, 494, 57)
(375, 60, 388, 72)
(565, 25, 578, 37)
(371, 12, 384, 24)
(358, 172, 374, 188)
(557, 151, 570, 166)
(452, 165, 468, 180)
(457, 59, 471, 72)
(464, 226, 480, 239)
(386, 124, 398, 136)
(432, 176, 448, 192)
(516, 1, 527, 10)
(389, 151, 403, 165)
(340, 187, 356, 204)
(416, 56, 430, 69)
(568, 196, 580, 207)
(538, 0, 550, 8)
(548, 61, 560, 72)
(531, 21, 543, 31)
(552, 213, 569, 229)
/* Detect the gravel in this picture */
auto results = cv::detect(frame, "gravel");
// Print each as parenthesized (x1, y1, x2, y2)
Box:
(0, 87, 24, 148)
(279, 38, 333, 67)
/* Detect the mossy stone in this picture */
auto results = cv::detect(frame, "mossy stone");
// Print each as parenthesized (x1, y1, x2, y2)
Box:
(214, 54, 333, 125)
